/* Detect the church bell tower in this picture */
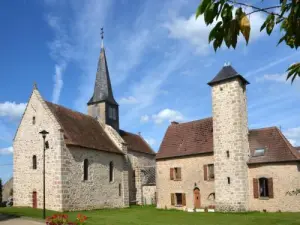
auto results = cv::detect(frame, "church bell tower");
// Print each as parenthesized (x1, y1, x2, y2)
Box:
(87, 28, 119, 131)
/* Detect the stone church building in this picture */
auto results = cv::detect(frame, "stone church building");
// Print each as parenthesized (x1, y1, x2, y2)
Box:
(156, 65, 300, 212)
(13, 41, 156, 211)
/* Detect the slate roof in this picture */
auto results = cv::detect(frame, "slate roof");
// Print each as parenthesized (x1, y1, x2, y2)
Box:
(46, 101, 153, 155)
(46, 101, 123, 154)
(208, 65, 250, 86)
(87, 47, 118, 105)
(120, 130, 156, 155)
(156, 118, 300, 164)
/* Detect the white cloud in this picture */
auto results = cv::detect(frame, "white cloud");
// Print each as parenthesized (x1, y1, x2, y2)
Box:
(152, 108, 184, 124)
(52, 63, 66, 104)
(144, 138, 156, 147)
(284, 127, 300, 146)
(256, 73, 287, 83)
(0, 146, 13, 155)
(140, 115, 149, 123)
(164, 9, 265, 55)
(119, 96, 139, 105)
(0, 102, 26, 119)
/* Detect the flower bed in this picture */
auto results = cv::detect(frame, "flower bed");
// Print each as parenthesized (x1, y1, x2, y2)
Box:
(46, 213, 87, 225)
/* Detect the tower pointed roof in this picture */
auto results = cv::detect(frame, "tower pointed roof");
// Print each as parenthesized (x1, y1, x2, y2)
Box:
(208, 64, 250, 86)
(88, 44, 118, 106)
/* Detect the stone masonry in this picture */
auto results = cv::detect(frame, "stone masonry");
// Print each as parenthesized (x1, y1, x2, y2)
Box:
(212, 78, 250, 211)
(13, 88, 64, 211)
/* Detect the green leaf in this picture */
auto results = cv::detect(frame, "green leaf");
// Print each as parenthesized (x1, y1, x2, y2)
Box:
(209, 21, 222, 43)
(277, 35, 286, 46)
(221, 3, 233, 22)
(266, 14, 275, 35)
(196, 0, 212, 18)
(286, 63, 300, 83)
(204, 3, 216, 25)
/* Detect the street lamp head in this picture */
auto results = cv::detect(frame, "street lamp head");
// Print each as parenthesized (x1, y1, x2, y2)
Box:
(39, 130, 49, 139)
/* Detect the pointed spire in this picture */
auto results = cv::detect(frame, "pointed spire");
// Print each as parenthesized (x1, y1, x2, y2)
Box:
(87, 29, 118, 106)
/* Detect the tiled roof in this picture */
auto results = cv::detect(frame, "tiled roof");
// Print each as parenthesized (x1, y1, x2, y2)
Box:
(208, 65, 250, 86)
(120, 130, 156, 155)
(156, 118, 300, 164)
(46, 101, 123, 154)
(296, 146, 300, 152)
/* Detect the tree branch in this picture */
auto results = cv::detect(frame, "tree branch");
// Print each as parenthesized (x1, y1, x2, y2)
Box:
(227, 0, 286, 18)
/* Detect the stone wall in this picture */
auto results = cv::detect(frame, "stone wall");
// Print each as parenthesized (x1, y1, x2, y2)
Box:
(248, 162, 300, 212)
(127, 150, 155, 205)
(13, 88, 64, 211)
(212, 78, 250, 211)
(156, 154, 215, 210)
(61, 145, 125, 211)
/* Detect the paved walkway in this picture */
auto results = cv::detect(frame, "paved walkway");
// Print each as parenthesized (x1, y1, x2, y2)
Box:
(0, 214, 44, 225)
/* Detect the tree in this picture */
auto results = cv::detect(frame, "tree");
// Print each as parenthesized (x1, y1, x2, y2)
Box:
(0, 179, 2, 203)
(196, 0, 300, 83)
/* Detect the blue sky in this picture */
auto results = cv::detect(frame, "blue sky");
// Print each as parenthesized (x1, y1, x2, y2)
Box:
(0, 0, 300, 183)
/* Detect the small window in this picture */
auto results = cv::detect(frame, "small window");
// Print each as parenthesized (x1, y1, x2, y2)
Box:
(112, 108, 117, 120)
(259, 177, 269, 197)
(32, 155, 37, 169)
(254, 148, 265, 157)
(108, 107, 113, 119)
(119, 183, 122, 196)
(83, 159, 89, 181)
(227, 177, 231, 184)
(226, 151, 230, 158)
(174, 167, 182, 180)
(208, 164, 214, 180)
(109, 161, 114, 182)
(175, 193, 183, 205)
(32, 116, 36, 125)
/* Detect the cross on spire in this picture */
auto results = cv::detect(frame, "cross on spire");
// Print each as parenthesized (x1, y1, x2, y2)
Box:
(101, 27, 104, 48)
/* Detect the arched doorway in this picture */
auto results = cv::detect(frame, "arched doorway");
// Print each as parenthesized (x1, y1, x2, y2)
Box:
(194, 188, 201, 209)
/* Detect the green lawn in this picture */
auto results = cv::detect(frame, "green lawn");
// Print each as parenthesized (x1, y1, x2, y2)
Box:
(1, 206, 300, 225)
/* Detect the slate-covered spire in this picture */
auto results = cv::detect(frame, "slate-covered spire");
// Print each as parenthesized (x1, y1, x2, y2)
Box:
(208, 63, 250, 86)
(87, 29, 118, 106)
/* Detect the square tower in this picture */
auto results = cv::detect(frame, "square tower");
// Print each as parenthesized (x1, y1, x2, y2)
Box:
(208, 65, 250, 211)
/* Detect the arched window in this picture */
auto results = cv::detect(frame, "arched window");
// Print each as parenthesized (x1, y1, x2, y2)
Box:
(259, 177, 269, 197)
(32, 155, 37, 169)
(83, 159, 89, 181)
(109, 161, 114, 182)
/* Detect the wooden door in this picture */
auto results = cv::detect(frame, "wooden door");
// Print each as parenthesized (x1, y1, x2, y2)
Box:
(194, 189, 201, 209)
(32, 191, 37, 208)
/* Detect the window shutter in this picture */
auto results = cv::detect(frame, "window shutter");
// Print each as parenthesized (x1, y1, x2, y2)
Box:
(253, 178, 259, 198)
(268, 178, 274, 198)
(170, 168, 174, 180)
(171, 193, 175, 206)
(203, 165, 208, 181)
(177, 168, 182, 180)
(182, 193, 186, 206)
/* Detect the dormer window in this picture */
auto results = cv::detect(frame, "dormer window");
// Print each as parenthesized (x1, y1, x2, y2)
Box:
(254, 148, 265, 157)
(108, 107, 116, 120)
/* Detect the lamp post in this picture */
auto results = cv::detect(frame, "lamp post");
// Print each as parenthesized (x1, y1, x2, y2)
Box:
(39, 130, 49, 220)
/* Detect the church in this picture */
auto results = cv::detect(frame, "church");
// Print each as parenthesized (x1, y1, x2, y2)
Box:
(156, 65, 300, 212)
(13, 38, 156, 211)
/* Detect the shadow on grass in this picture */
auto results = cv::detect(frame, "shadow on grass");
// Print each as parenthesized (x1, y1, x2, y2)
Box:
(0, 213, 20, 222)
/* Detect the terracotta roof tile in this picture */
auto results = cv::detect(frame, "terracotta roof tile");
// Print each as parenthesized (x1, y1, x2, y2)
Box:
(45, 101, 123, 155)
(156, 118, 300, 164)
(120, 130, 156, 155)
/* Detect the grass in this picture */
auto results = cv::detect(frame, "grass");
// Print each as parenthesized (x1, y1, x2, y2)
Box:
(1, 206, 300, 225)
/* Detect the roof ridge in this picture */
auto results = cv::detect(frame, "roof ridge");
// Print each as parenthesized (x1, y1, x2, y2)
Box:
(249, 126, 278, 131)
(275, 127, 300, 160)
(45, 101, 96, 120)
(172, 117, 212, 126)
